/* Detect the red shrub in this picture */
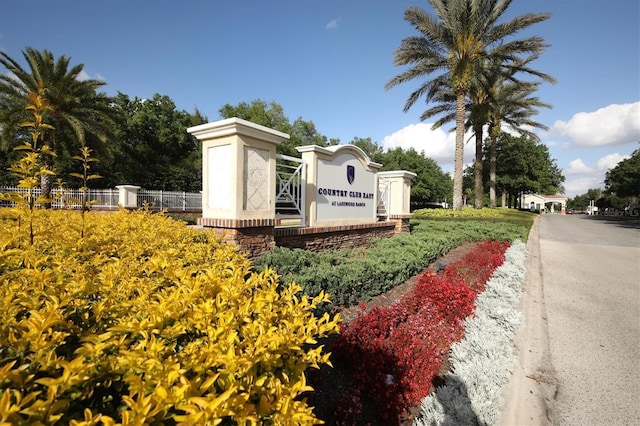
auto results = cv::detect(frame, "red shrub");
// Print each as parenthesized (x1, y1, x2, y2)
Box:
(325, 240, 510, 424)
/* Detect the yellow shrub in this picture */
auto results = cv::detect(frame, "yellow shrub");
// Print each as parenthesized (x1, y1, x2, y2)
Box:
(0, 209, 339, 425)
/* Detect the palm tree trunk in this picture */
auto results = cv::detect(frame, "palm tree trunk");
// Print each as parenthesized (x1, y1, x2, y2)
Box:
(474, 125, 483, 209)
(453, 90, 466, 211)
(489, 136, 497, 208)
(489, 123, 499, 208)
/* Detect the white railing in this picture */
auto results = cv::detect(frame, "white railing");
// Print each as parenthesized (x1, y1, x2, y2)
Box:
(137, 190, 202, 212)
(0, 186, 202, 212)
(377, 180, 390, 220)
(0, 186, 120, 209)
(275, 154, 306, 226)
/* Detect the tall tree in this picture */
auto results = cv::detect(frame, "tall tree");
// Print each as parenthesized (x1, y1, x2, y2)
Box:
(385, 0, 551, 210)
(219, 99, 336, 157)
(418, 73, 489, 209)
(415, 55, 555, 209)
(379, 147, 453, 205)
(605, 149, 640, 198)
(0, 48, 116, 201)
(486, 55, 555, 207)
(491, 133, 564, 206)
(108, 92, 205, 191)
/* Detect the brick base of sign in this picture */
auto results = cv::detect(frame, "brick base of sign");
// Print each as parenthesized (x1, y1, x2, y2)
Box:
(198, 217, 280, 228)
(203, 225, 276, 259)
(198, 217, 411, 260)
(274, 220, 404, 253)
(389, 215, 411, 233)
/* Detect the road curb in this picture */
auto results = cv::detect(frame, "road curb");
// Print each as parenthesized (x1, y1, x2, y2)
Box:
(499, 216, 558, 425)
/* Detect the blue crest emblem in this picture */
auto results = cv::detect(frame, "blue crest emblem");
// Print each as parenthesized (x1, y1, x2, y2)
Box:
(346, 165, 355, 185)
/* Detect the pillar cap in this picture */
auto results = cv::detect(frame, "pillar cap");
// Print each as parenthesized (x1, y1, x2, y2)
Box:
(378, 170, 417, 180)
(188, 117, 289, 144)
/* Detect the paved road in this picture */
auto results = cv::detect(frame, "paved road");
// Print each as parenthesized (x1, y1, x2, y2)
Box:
(539, 214, 640, 425)
(501, 214, 640, 426)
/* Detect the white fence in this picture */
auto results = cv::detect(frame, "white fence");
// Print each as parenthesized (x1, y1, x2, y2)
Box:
(0, 186, 202, 212)
(137, 190, 202, 212)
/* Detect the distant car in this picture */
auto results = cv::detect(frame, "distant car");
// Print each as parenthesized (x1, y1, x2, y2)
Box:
(410, 201, 445, 211)
(423, 203, 444, 209)
(566, 209, 573, 214)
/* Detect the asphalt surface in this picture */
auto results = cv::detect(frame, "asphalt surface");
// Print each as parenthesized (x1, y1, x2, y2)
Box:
(501, 213, 640, 426)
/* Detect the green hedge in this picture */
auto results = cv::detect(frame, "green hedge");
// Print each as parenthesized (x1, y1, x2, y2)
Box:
(255, 218, 530, 311)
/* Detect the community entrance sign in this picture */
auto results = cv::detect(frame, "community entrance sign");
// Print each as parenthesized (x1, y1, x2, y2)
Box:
(297, 145, 381, 226)
(188, 117, 415, 258)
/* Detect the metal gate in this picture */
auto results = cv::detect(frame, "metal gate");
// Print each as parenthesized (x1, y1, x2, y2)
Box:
(275, 154, 306, 226)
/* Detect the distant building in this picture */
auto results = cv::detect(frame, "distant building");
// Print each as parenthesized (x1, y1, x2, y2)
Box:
(521, 193, 568, 214)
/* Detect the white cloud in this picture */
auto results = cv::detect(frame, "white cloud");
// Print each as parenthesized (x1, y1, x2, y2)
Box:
(76, 70, 106, 82)
(564, 176, 603, 197)
(326, 18, 340, 30)
(566, 158, 595, 175)
(77, 70, 91, 81)
(596, 152, 628, 172)
(381, 122, 475, 171)
(561, 152, 630, 197)
(551, 102, 640, 147)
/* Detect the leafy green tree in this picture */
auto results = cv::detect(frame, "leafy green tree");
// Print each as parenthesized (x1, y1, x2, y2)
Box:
(378, 147, 452, 206)
(385, 0, 551, 210)
(605, 149, 640, 198)
(349, 137, 384, 162)
(568, 189, 602, 211)
(218, 99, 336, 157)
(491, 133, 564, 207)
(0, 48, 116, 202)
(108, 92, 205, 191)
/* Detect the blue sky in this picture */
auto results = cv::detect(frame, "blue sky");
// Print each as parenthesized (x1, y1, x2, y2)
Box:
(1, 0, 638, 198)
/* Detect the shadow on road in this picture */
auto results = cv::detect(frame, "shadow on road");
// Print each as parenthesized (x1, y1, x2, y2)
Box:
(582, 214, 640, 230)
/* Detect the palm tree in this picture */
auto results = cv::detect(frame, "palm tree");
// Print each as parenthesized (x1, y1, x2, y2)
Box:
(416, 75, 489, 209)
(0, 47, 115, 203)
(417, 57, 554, 210)
(487, 78, 553, 207)
(385, 0, 551, 210)
(476, 54, 555, 208)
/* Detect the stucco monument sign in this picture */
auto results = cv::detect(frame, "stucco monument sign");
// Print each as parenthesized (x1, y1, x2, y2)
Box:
(188, 117, 415, 258)
(298, 144, 381, 226)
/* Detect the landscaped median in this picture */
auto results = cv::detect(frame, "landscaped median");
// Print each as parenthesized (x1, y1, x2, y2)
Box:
(0, 206, 534, 425)
(295, 239, 527, 424)
(414, 240, 527, 426)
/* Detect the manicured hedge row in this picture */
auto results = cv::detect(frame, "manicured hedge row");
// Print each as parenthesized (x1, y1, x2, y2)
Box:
(0, 209, 339, 425)
(254, 219, 528, 311)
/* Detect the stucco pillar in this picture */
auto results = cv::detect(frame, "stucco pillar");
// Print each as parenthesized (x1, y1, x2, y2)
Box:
(377, 171, 416, 216)
(116, 185, 140, 208)
(187, 118, 289, 259)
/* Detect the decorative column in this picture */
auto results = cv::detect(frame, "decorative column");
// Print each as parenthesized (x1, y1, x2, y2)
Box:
(116, 185, 140, 208)
(377, 171, 416, 233)
(188, 118, 289, 258)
